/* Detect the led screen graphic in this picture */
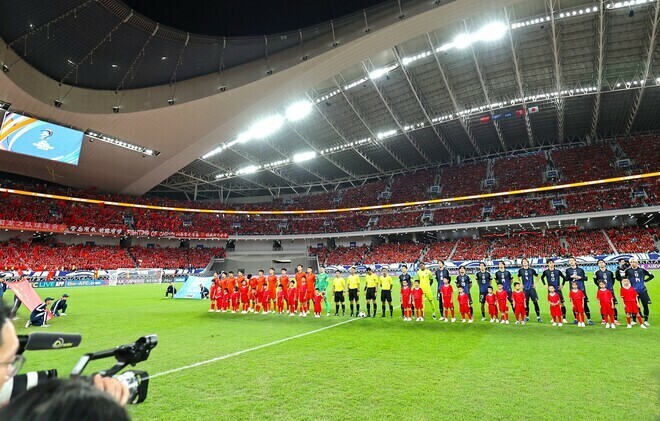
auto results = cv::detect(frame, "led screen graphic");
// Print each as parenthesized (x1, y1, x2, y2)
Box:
(0, 112, 83, 165)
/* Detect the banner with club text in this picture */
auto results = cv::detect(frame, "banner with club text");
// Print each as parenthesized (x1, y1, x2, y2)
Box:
(0, 219, 66, 233)
(66, 225, 228, 239)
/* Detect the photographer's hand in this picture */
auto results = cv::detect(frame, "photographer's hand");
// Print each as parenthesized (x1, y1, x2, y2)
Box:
(93, 374, 130, 406)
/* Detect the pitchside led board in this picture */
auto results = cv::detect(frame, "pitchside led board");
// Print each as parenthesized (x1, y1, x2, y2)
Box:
(0, 112, 83, 165)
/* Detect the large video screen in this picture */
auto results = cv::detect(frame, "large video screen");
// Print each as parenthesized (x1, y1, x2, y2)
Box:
(0, 112, 83, 165)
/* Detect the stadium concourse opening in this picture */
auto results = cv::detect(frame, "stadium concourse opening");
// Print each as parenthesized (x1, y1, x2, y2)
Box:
(0, 0, 659, 419)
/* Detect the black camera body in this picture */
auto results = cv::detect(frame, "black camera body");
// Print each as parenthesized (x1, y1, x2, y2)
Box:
(0, 332, 157, 405)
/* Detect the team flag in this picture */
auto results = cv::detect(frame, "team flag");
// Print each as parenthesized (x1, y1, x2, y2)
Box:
(479, 116, 491, 123)
(528, 105, 539, 113)
(503, 112, 513, 119)
(492, 114, 502, 120)
(515, 109, 525, 117)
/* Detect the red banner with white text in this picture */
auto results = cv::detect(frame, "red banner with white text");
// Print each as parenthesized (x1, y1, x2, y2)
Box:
(0, 219, 67, 233)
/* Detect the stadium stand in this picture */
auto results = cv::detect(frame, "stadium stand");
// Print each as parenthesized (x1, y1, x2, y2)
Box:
(618, 134, 660, 173)
(550, 143, 621, 182)
(492, 152, 548, 191)
(606, 226, 657, 253)
(439, 161, 487, 197)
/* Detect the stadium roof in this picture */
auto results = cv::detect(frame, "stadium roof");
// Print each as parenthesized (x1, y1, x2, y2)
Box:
(0, 0, 659, 200)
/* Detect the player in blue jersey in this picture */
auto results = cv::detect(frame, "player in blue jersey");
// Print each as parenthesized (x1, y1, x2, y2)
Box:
(475, 262, 492, 321)
(494, 261, 513, 304)
(434, 260, 451, 321)
(455, 266, 473, 320)
(541, 259, 567, 322)
(624, 257, 654, 325)
(564, 257, 593, 325)
(517, 258, 541, 322)
(593, 259, 619, 324)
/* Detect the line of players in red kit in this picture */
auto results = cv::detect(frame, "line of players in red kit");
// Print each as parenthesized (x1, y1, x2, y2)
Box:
(400, 277, 646, 330)
(206, 267, 326, 318)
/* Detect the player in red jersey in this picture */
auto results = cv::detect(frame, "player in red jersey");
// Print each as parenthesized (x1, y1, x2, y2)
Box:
(619, 278, 647, 329)
(222, 288, 230, 312)
(249, 284, 259, 313)
(512, 283, 526, 324)
(219, 274, 228, 312)
(239, 280, 250, 313)
(457, 286, 472, 323)
(298, 277, 309, 317)
(226, 271, 237, 295)
(441, 278, 455, 322)
(276, 284, 285, 314)
(306, 267, 317, 309)
(209, 280, 219, 312)
(231, 286, 240, 313)
(287, 280, 298, 316)
(401, 280, 413, 321)
(280, 268, 290, 293)
(312, 288, 324, 318)
(294, 264, 305, 288)
(248, 274, 259, 292)
(547, 285, 563, 326)
(257, 283, 270, 314)
(267, 268, 278, 311)
(496, 284, 509, 324)
(236, 270, 246, 289)
(596, 280, 616, 329)
(569, 282, 586, 327)
(412, 280, 424, 321)
(485, 286, 498, 322)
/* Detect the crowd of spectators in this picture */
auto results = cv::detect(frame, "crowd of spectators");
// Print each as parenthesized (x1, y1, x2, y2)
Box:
(618, 134, 660, 174)
(492, 152, 548, 192)
(606, 226, 657, 253)
(550, 142, 621, 182)
(387, 170, 436, 203)
(439, 161, 487, 197)
(0, 240, 224, 271)
(489, 231, 564, 260)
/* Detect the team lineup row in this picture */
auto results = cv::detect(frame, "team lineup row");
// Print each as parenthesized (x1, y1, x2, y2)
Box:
(188, 258, 653, 328)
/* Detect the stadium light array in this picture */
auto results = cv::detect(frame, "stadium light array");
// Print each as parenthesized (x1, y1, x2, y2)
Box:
(292, 151, 317, 163)
(84, 130, 159, 156)
(236, 165, 260, 175)
(285, 101, 313, 121)
(249, 114, 284, 139)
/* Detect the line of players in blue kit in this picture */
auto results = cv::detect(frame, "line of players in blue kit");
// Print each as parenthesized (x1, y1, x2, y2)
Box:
(426, 256, 653, 329)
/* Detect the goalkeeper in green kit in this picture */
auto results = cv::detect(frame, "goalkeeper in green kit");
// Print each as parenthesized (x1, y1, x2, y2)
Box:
(315, 266, 331, 316)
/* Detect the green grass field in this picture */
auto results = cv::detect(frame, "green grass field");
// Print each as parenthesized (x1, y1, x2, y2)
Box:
(6, 271, 659, 420)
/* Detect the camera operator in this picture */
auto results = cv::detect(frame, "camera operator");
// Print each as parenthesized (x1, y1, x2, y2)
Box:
(0, 378, 130, 420)
(0, 302, 130, 407)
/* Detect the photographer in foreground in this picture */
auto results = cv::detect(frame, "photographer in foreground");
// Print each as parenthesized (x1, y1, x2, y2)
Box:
(0, 301, 130, 407)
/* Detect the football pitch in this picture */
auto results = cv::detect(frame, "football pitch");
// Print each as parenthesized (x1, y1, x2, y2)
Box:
(8, 271, 660, 420)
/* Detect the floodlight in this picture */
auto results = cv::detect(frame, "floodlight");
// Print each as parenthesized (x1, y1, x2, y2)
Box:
(369, 67, 388, 79)
(249, 114, 284, 139)
(236, 165, 260, 175)
(236, 131, 252, 143)
(452, 33, 474, 49)
(293, 151, 317, 163)
(476, 22, 508, 41)
(285, 101, 313, 121)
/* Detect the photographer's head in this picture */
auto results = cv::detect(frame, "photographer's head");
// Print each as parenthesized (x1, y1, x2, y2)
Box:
(0, 302, 19, 391)
(0, 378, 130, 420)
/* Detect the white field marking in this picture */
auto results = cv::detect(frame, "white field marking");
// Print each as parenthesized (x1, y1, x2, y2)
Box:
(149, 317, 360, 379)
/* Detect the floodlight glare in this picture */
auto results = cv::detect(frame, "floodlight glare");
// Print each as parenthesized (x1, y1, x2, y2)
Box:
(285, 101, 313, 121)
(236, 165, 260, 175)
(368, 67, 389, 79)
(248, 114, 284, 139)
(476, 22, 508, 42)
(236, 131, 252, 143)
(452, 33, 474, 49)
(293, 151, 317, 163)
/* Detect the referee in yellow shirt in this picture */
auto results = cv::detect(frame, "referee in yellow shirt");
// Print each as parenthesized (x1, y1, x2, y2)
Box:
(347, 266, 361, 317)
(417, 263, 438, 319)
(364, 267, 379, 317)
(379, 267, 394, 317)
(332, 269, 346, 316)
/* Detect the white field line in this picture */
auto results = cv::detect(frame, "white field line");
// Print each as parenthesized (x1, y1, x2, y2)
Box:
(149, 317, 360, 379)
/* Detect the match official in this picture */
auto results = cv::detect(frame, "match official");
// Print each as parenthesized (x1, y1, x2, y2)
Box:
(51, 294, 69, 317)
